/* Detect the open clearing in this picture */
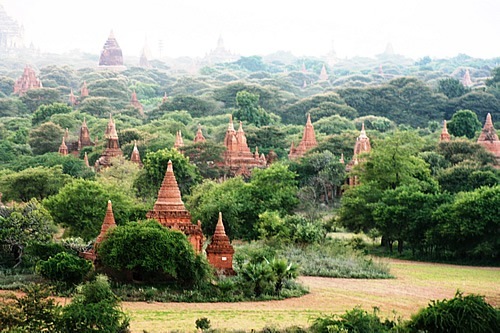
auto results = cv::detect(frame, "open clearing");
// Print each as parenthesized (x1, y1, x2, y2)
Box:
(124, 259, 500, 332)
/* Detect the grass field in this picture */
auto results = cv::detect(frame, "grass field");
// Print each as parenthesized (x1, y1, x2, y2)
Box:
(124, 259, 500, 332)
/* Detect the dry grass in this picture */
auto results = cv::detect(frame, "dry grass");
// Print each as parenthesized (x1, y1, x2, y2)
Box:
(123, 259, 500, 332)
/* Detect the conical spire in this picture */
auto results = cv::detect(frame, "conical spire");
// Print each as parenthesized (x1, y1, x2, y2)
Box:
(58, 137, 68, 155)
(359, 122, 368, 139)
(150, 160, 187, 212)
(206, 211, 235, 275)
(95, 200, 117, 246)
(174, 130, 184, 148)
(462, 69, 473, 87)
(228, 114, 235, 131)
(478, 113, 499, 142)
(353, 123, 371, 155)
(69, 89, 77, 106)
(440, 120, 451, 142)
(214, 212, 227, 236)
(84, 152, 90, 168)
(319, 64, 328, 81)
(81, 81, 89, 97)
(130, 140, 143, 166)
(162, 92, 168, 103)
(194, 124, 206, 143)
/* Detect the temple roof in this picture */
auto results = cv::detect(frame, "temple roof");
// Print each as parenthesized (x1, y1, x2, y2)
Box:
(151, 160, 187, 212)
(95, 200, 117, 246)
(194, 124, 206, 143)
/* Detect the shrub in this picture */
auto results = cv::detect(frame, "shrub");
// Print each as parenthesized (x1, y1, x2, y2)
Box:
(37, 252, 93, 285)
(407, 291, 500, 333)
(310, 307, 395, 333)
(195, 317, 211, 330)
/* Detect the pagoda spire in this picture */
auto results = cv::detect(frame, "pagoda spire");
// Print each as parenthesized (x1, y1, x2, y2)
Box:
(319, 64, 328, 81)
(81, 81, 89, 97)
(174, 130, 184, 148)
(194, 124, 206, 143)
(162, 92, 168, 103)
(84, 152, 90, 168)
(288, 113, 317, 159)
(58, 137, 68, 155)
(69, 89, 77, 106)
(150, 160, 186, 212)
(477, 113, 500, 164)
(130, 140, 143, 166)
(440, 120, 451, 142)
(95, 200, 117, 247)
(206, 212, 235, 275)
(340, 153, 345, 164)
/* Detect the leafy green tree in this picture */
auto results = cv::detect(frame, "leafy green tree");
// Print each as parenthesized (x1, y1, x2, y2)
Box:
(0, 76, 15, 96)
(43, 179, 134, 241)
(20, 88, 61, 113)
(239, 261, 275, 297)
(133, 148, 201, 200)
(438, 78, 470, 98)
(0, 166, 71, 202)
(269, 258, 299, 295)
(244, 125, 289, 157)
(233, 90, 274, 126)
(255, 210, 290, 242)
(37, 252, 93, 285)
(78, 96, 114, 117)
(181, 141, 226, 179)
(32, 103, 73, 126)
(437, 163, 499, 193)
(9, 153, 94, 179)
(28, 122, 64, 155)
(436, 139, 496, 166)
(0, 98, 27, 117)
(0, 199, 57, 267)
(447, 109, 482, 139)
(98, 220, 211, 285)
(156, 95, 221, 118)
(445, 91, 500, 121)
(213, 82, 286, 113)
(234, 55, 268, 72)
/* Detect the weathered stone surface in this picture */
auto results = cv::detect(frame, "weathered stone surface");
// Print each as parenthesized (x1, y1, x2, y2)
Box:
(206, 212, 235, 275)
(13, 65, 42, 95)
(81, 200, 116, 261)
(288, 113, 318, 159)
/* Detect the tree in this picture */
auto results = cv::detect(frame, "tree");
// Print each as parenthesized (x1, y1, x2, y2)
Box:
(438, 78, 470, 98)
(156, 95, 221, 118)
(78, 96, 114, 117)
(98, 220, 211, 285)
(233, 90, 274, 126)
(32, 103, 73, 125)
(0, 199, 57, 267)
(181, 141, 226, 179)
(28, 122, 64, 155)
(37, 252, 93, 285)
(20, 88, 61, 113)
(134, 148, 201, 200)
(447, 109, 482, 139)
(0, 166, 71, 202)
(43, 179, 134, 241)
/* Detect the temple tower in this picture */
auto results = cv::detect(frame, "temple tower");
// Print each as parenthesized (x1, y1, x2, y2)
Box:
(146, 160, 204, 253)
(206, 212, 235, 275)
(130, 91, 144, 114)
(98, 30, 125, 70)
(462, 69, 473, 87)
(477, 113, 500, 165)
(58, 137, 68, 156)
(174, 130, 184, 149)
(440, 120, 451, 142)
(13, 65, 42, 95)
(319, 64, 328, 81)
(69, 89, 77, 106)
(194, 124, 206, 143)
(288, 114, 318, 159)
(84, 152, 90, 168)
(95, 114, 123, 170)
(81, 81, 89, 97)
(130, 141, 143, 167)
(346, 123, 371, 186)
(81, 200, 117, 261)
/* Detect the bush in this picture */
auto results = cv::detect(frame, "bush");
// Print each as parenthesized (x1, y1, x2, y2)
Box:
(407, 291, 500, 333)
(195, 317, 211, 330)
(310, 307, 395, 333)
(37, 252, 93, 285)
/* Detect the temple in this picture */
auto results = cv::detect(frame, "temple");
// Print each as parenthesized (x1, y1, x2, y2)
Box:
(98, 30, 126, 70)
(130, 91, 144, 115)
(319, 64, 328, 81)
(146, 160, 204, 253)
(0, 5, 24, 53)
(174, 130, 184, 149)
(477, 113, 500, 165)
(95, 114, 123, 170)
(221, 116, 266, 176)
(194, 124, 206, 143)
(139, 39, 152, 68)
(288, 114, 318, 159)
(130, 141, 143, 167)
(206, 212, 235, 275)
(203, 36, 239, 64)
(58, 118, 95, 157)
(462, 69, 473, 87)
(440, 120, 451, 142)
(13, 65, 42, 95)
(58, 137, 68, 156)
(345, 123, 371, 186)
(81, 81, 89, 97)
(81, 200, 117, 261)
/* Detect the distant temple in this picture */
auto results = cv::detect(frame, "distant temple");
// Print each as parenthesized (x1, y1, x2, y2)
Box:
(146, 160, 204, 253)
(58, 137, 68, 156)
(440, 120, 451, 142)
(206, 212, 235, 275)
(130, 141, 143, 167)
(57, 118, 95, 156)
(69, 82, 90, 105)
(462, 69, 473, 87)
(98, 30, 126, 70)
(345, 123, 371, 186)
(139, 38, 152, 68)
(288, 114, 318, 159)
(81, 200, 117, 261)
(95, 114, 123, 170)
(0, 5, 24, 53)
(13, 65, 42, 95)
(323, 40, 338, 67)
(477, 113, 500, 165)
(174, 130, 184, 149)
(203, 36, 239, 64)
(81, 81, 89, 97)
(319, 64, 328, 81)
(221, 116, 266, 176)
(130, 91, 144, 115)
(194, 124, 206, 143)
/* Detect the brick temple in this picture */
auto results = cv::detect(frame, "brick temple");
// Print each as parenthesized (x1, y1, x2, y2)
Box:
(345, 123, 371, 186)
(221, 116, 266, 176)
(95, 114, 123, 170)
(98, 30, 125, 70)
(58, 118, 95, 156)
(146, 160, 204, 253)
(13, 65, 42, 95)
(440, 120, 451, 142)
(477, 113, 500, 166)
(288, 113, 318, 159)
(206, 212, 235, 275)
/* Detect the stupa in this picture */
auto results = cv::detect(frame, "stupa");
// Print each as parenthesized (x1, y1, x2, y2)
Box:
(319, 64, 328, 81)
(130, 141, 143, 167)
(146, 160, 204, 253)
(221, 116, 266, 176)
(98, 30, 126, 70)
(462, 69, 473, 87)
(81, 81, 89, 97)
(203, 35, 239, 64)
(95, 114, 123, 170)
(174, 130, 184, 149)
(345, 123, 371, 186)
(194, 124, 206, 143)
(440, 120, 451, 142)
(130, 91, 144, 115)
(13, 65, 42, 95)
(206, 212, 235, 275)
(288, 114, 318, 159)
(477, 113, 500, 165)
(81, 200, 117, 261)
(58, 137, 68, 156)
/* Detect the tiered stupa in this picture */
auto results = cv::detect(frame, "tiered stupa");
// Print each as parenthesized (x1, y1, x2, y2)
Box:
(130, 91, 144, 115)
(130, 141, 143, 167)
(221, 116, 266, 176)
(98, 30, 125, 70)
(319, 64, 328, 81)
(288, 114, 318, 159)
(0, 5, 25, 53)
(462, 69, 473, 87)
(346, 123, 371, 186)
(95, 114, 123, 170)
(13, 65, 42, 95)
(194, 124, 206, 143)
(206, 212, 235, 275)
(58, 137, 68, 156)
(477, 113, 500, 165)
(81, 200, 117, 261)
(174, 130, 184, 149)
(440, 120, 451, 142)
(81, 81, 89, 97)
(146, 160, 204, 253)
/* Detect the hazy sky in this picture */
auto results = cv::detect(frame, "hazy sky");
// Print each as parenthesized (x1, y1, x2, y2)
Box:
(2, 0, 499, 60)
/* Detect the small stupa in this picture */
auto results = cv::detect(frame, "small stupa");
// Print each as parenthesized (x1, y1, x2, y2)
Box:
(319, 64, 328, 81)
(194, 124, 206, 143)
(130, 141, 143, 167)
(174, 130, 184, 149)
(58, 137, 68, 156)
(95, 114, 123, 170)
(206, 212, 235, 275)
(477, 113, 500, 165)
(440, 120, 451, 142)
(288, 113, 318, 159)
(346, 123, 371, 186)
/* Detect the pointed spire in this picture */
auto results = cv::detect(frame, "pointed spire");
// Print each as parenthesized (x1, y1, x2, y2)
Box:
(64, 128, 69, 140)
(84, 152, 90, 168)
(340, 153, 345, 164)
(215, 212, 227, 236)
(130, 140, 143, 166)
(95, 200, 117, 246)
(462, 69, 473, 87)
(150, 160, 187, 212)
(228, 114, 235, 131)
(194, 124, 206, 143)
(206, 211, 235, 275)
(81, 81, 89, 97)
(58, 137, 68, 155)
(359, 122, 368, 139)
(319, 64, 328, 81)
(69, 89, 77, 106)
(440, 120, 451, 142)
(174, 130, 184, 148)
(254, 146, 259, 159)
